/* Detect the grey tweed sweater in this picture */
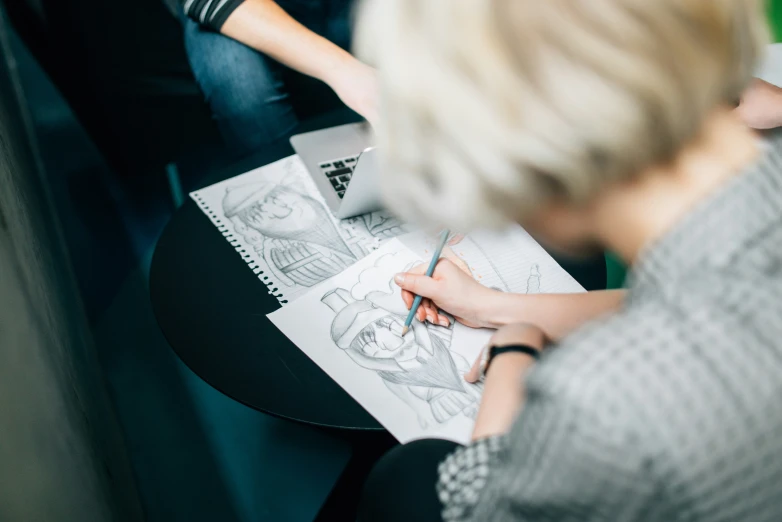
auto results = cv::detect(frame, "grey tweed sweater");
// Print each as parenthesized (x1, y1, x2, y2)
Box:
(438, 135, 782, 521)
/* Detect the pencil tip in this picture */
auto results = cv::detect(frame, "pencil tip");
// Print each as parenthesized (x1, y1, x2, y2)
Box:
(401, 326, 409, 336)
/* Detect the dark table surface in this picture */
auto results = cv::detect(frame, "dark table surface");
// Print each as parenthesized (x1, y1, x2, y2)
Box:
(149, 110, 607, 432)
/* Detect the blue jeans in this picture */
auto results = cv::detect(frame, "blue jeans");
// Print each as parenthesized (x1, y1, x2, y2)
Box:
(183, 0, 354, 155)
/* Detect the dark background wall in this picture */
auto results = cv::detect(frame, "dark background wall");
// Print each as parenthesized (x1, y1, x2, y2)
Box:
(0, 6, 143, 521)
(6, 0, 219, 177)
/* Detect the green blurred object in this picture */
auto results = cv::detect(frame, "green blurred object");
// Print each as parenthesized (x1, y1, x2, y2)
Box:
(769, 0, 782, 42)
(604, 253, 627, 290)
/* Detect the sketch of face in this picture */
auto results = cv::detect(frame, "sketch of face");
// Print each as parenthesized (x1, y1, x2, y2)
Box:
(240, 188, 318, 236)
(233, 185, 355, 258)
(352, 315, 420, 361)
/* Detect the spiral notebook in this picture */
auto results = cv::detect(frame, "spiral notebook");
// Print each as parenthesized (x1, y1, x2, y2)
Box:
(190, 155, 410, 304)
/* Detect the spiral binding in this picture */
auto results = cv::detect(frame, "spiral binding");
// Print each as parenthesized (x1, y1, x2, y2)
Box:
(192, 192, 289, 306)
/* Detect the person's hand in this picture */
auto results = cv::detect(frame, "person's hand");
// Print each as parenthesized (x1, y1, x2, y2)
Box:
(736, 78, 782, 130)
(326, 59, 380, 125)
(394, 253, 498, 329)
(441, 245, 470, 275)
(465, 323, 547, 384)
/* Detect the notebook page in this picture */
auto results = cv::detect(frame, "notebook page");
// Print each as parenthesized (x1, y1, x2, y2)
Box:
(398, 225, 585, 296)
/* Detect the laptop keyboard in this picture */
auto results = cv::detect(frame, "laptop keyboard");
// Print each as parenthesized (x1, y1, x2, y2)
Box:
(319, 154, 360, 199)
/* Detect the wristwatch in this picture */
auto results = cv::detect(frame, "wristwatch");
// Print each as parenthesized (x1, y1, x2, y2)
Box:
(478, 343, 540, 380)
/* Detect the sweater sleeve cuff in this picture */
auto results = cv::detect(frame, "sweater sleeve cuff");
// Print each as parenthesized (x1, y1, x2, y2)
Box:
(436, 435, 506, 522)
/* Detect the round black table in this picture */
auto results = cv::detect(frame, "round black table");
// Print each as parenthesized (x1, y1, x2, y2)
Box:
(151, 112, 385, 432)
(149, 110, 606, 518)
(150, 111, 607, 433)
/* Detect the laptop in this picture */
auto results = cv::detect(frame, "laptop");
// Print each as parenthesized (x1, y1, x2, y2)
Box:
(290, 122, 383, 219)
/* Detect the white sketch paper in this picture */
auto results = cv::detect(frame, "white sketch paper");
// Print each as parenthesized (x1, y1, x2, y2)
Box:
(269, 240, 490, 443)
(321, 257, 484, 429)
(268, 234, 585, 444)
(398, 226, 584, 296)
(190, 155, 407, 304)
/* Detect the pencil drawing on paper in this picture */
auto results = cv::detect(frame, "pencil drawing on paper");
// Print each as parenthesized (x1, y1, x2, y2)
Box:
(340, 212, 408, 256)
(526, 264, 541, 294)
(443, 235, 542, 294)
(461, 235, 512, 293)
(220, 159, 405, 288)
(424, 233, 513, 293)
(320, 253, 483, 428)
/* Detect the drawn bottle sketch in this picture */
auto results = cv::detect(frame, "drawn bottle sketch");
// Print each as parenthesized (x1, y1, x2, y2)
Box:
(447, 237, 543, 295)
(222, 182, 363, 288)
(321, 286, 483, 429)
(526, 264, 541, 294)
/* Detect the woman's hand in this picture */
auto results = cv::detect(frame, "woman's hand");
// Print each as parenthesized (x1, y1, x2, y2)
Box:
(394, 253, 499, 328)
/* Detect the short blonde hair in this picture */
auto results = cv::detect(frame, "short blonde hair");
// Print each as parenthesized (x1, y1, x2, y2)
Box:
(356, 0, 768, 230)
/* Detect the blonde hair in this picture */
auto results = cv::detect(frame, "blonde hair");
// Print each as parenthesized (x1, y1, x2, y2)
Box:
(356, 0, 768, 230)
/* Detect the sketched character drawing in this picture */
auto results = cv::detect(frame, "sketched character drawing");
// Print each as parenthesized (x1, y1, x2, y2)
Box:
(223, 182, 359, 287)
(340, 211, 408, 256)
(356, 211, 407, 239)
(320, 286, 483, 428)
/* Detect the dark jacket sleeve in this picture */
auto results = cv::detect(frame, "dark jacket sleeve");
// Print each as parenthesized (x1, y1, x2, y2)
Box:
(180, 0, 246, 31)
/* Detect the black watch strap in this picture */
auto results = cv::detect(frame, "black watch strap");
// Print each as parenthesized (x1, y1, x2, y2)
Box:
(487, 344, 540, 370)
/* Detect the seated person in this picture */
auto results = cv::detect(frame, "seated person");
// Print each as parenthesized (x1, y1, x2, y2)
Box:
(355, 0, 782, 520)
(167, 0, 375, 155)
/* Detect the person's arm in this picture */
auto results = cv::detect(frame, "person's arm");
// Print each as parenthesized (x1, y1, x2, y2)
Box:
(396, 258, 625, 341)
(437, 327, 649, 521)
(484, 289, 625, 341)
(466, 324, 544, 440)
(184, 0, 378, 122)
(181, 0, 246, 32)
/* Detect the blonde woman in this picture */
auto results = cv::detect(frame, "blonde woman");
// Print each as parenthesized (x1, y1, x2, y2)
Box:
(355, 1, 782, 521)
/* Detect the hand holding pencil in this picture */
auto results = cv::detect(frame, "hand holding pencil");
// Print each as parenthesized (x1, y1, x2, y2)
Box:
(395, 231, 493, 330)
(400, 230, 451, 335)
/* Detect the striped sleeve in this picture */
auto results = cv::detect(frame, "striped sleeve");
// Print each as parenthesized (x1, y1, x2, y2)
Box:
(181, 0, 245, 31)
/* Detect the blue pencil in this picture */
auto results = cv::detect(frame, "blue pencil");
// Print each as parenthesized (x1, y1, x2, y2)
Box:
(401, 229, 451, 335)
